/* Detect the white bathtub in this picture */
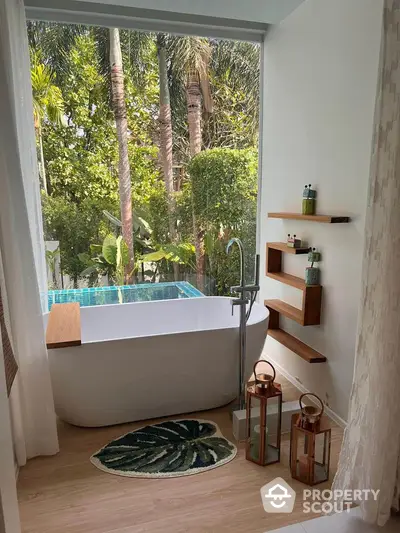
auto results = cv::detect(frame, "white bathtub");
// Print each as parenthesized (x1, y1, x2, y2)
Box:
(47, 296, 269, 427)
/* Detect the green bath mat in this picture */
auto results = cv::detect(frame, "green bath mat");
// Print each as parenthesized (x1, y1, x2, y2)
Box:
(90, 419, 237, 478)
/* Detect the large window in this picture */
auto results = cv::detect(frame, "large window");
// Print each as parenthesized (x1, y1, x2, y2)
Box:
(28, 21, 261, 298)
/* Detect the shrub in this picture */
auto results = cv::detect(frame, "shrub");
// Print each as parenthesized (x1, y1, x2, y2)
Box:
(42, 194, 118, 285)
(188, 148, 258, 295)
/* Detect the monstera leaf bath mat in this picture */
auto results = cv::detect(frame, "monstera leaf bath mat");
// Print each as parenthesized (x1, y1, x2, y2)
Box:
(91, 419, 237, 478)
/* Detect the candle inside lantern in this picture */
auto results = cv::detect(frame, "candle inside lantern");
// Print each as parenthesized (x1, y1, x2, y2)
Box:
(250, 424, 269, 462)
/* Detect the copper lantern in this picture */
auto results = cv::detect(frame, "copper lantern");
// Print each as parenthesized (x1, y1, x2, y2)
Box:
(246, 361, 282, 466)
(290, 393, 331, 485)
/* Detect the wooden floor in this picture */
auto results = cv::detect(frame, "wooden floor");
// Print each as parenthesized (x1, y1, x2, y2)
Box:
(17, 372, 344, 533)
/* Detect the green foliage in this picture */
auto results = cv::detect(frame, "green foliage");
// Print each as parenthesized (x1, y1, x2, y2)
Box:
(189, 148, 258, 228)
(42, 194, 117, 284)
(188, 148, 258, 294)
(142, 242, 196, 268)
(31, 55, 64, 127)
(42, 34, 119, 200)
(169, 38, 260, 164)
(203, 74, 259, 150)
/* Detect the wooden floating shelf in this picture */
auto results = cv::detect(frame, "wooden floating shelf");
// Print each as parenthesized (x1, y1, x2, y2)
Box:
(265, 239, 326, 362)
(266, 271, 307, 290)
(46, 303, 82, 349)
(268, 328, 326, 364)
(265, 296, 322, 327)
(265, 299, 304, 325)
(267, 242, 309, 254)
(268, 212, 350, 224)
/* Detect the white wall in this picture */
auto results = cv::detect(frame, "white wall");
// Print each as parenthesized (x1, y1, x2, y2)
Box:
(259, 0, 383, 421)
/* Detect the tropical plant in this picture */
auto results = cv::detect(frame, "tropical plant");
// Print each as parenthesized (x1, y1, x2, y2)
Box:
(142, 242, 196, 269)
(45, 247, 60, 289)
(103, 209, 195, 278)
(31, 55, 65, 193)
(210, 40, 260, 122)
(80, 233, 134, 286)
(27, 21, 85, 84)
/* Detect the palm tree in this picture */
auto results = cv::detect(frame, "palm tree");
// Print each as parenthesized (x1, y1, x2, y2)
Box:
(31, 56, 64, 194)
(109, 28, 134, 280)
(205, 40, 260, 149)
(169, 37, 213, 289)
(27, 21, 85, 85)
(170, 36, 213, 157)
(156, 33, 180, 280)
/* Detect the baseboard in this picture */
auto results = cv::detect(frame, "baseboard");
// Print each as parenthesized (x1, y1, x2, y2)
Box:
(261, 355, 348, 429)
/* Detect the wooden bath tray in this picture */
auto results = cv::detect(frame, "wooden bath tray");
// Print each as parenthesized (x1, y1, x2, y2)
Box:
(46, 303, 81, 349)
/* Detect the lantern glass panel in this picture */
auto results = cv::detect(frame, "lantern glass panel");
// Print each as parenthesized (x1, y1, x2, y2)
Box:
(294, 429, 312, 484)
(248, 395, 263, 462)
(313, 431, 330, 484)
(265, 396, 281, 464)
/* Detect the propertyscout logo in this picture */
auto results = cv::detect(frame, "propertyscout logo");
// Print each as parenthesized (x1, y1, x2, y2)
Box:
(260, 478, 296, 514)
(260, 478, 380, 515)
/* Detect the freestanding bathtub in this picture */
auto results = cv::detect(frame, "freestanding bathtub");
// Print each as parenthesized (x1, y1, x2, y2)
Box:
(46, 296, 269, 427)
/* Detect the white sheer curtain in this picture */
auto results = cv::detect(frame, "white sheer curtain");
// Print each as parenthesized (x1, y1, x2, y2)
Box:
(333, 0, 400, 526)
(0, 0, 59, 464)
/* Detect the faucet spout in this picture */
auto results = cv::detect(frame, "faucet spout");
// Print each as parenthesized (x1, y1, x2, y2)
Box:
(226, 238, 245, 289)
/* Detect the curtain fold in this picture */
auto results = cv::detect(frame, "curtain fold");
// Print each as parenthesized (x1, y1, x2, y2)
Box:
(332, 0, 400, 525)
(0, 0, 58, 464)
(0, 286, 18, 397)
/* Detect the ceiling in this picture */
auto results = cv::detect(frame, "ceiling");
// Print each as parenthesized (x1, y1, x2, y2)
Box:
(38, 0, 306, 24)
(25, 0, 306, 41)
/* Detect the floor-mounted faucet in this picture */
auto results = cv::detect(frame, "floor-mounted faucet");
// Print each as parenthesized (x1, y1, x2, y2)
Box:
(226, 238, 260, 411)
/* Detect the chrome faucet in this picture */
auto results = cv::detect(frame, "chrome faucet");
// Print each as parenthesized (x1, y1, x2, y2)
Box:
(226, 238, 260, 411)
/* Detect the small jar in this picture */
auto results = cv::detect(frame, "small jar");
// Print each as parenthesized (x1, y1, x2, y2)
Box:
(302, 185, 316, 215)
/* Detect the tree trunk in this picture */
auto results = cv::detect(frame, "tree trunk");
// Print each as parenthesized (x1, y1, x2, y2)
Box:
(109, 28, 134, 283)
(186, 70, 205, 291)
(38, 124, 48, 194)
(191, 193, 206, 290)
(157, 36, 179, 281)
(187, 70, 202, 158)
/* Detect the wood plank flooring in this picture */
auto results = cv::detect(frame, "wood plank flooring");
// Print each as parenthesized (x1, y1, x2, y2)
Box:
(17, 372, 344, 533)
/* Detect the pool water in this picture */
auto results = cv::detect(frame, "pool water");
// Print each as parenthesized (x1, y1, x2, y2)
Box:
(47, 282, 204, 310)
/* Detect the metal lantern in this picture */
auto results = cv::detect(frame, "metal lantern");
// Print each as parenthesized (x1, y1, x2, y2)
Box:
(290, 393, 331, 486)
(246, 361, 282, 466)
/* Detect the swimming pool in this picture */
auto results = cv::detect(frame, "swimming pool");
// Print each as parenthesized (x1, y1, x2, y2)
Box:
(47, 281, 204, 310)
